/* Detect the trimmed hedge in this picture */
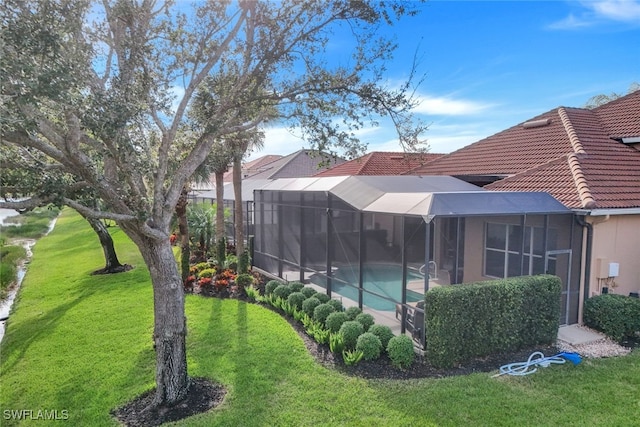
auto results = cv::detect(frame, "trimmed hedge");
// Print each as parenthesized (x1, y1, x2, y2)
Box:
(425, 275, 561, 368)
(584, 294, 640, 342)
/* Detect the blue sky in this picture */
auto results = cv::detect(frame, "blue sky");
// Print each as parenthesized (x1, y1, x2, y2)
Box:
(252, 0, 640, 160)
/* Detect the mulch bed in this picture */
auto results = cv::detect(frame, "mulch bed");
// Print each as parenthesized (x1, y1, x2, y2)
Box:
(111, 377, 226, 427)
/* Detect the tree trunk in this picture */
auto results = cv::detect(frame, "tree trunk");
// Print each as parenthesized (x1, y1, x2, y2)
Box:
(215, 171, 225, 248)
(83, 215, 127, 274)
(232, 156, 244, 255)
(136, 235, 190, 405)
(175, 187, 190, 282)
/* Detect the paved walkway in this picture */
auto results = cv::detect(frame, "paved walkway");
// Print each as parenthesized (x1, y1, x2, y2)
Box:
(557, 324, 606, 345)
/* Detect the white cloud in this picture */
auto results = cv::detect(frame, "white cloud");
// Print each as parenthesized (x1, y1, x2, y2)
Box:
(588, 0, 640, 21)
(411, 94, 492, 116)
(549, 0, 640, 29)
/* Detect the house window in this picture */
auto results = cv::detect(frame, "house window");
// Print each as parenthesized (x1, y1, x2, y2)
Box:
(484, 223, 549, 278)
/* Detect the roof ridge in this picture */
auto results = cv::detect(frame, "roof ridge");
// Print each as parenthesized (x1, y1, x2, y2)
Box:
(558, 107, 586, 154)
(567, 153, 596, 209)
(356, 152, 374, 174)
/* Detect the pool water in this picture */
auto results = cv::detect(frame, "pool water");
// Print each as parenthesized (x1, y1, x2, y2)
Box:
(310, 264, 425, 311)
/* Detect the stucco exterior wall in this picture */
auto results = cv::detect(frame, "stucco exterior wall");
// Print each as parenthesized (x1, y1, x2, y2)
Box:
(589, 214, 640, 298)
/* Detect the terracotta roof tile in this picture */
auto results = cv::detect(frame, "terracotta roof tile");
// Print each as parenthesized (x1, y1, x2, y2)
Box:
(411, 90, 640, 209)
(314, 152, 443, 177)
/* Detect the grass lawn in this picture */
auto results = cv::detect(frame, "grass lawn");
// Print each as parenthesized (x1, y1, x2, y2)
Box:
(1, 209, 638, 426)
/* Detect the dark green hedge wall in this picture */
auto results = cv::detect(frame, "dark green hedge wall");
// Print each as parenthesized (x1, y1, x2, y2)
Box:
(424, 275, 561, 368)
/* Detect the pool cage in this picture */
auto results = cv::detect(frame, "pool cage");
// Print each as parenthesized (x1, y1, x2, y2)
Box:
(253, 176, 582, 349)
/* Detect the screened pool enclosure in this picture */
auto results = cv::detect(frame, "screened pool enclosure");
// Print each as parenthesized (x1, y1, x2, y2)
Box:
(253, 176, 582, 348)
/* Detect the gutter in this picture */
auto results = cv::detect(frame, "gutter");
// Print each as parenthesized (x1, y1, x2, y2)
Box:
(575, 214, 593, 302)
(588, 208, 640, 216)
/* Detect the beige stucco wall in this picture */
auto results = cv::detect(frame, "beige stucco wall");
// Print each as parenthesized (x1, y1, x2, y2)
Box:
(588, 214, 640, 298)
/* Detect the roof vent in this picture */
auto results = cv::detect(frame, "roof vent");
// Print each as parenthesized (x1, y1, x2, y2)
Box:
(621, 137, 640, 144)
(522, 118, 552, 129)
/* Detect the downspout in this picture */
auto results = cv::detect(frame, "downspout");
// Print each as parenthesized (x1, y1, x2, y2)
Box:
(575, 214, 593, 310)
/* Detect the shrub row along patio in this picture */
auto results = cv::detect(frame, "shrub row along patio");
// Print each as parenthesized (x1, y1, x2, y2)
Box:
(1, 209, 638, 426)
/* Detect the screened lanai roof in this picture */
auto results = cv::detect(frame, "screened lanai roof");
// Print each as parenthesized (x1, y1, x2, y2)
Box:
(193, 179, 272, 202)
(258, 175, 571, 217)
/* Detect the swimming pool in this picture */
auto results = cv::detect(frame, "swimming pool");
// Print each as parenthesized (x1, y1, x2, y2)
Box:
(310, 263, 425, 311)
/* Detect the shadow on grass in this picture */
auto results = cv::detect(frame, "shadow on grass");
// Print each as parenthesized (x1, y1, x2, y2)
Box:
(0, 271, 136, 373)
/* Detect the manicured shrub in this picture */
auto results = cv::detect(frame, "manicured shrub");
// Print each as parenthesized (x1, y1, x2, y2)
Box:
(368, 324, 394, 350)
(345, 306, 362, 320)
(339, 320, 364, 350)
(356, 332, 382, 361)
(327, 299, 344, 312)
(302, 297, 321, 318)
(194, 261, 212, 272)
(288, 281, 305, 292)
(325, 312, 349, 333)
(584, 294, 640, 342)
(313, 303, 336, 326)
(314, 292, 330, 304)
(235, 273, 255, 288)
(198, 268, 217, 278)
(273, 284, 292, 300)
(265, 280, 281, 295)
(300, 287, 317, 299)
(287, 292, 306, 311)
(355, 313, 375, 332)
(387, 335, 415, 369)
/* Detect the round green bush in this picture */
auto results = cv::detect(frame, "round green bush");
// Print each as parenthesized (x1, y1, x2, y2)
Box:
(265, 280, 282, 295)
(314, 292, 330, 304)
(338, 320, 364, 350)
(287, 292, 306, 310)
(368, 324, 394, 350)
(327, 299, 344, 312)
(300, 287, 317, 299)
(313, 303, 336, 326)
(273, 284, 292, 300)
(355, 313, 375, 332)
(302, 297, 322, 318)
(325, 312, 349, 333)
(356, 332, 382, 361)
(387, 335, 415, 369)
(345, 306, 362, 320)
(235, 273, 255, 288)
(288, 281, 305, 292)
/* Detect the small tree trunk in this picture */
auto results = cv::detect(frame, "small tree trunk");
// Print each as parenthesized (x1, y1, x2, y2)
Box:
(84, 215, 126, 274)
(136, 235, 190, 405)
(232, 156, 244, 255)
(215, 170, 225, 249)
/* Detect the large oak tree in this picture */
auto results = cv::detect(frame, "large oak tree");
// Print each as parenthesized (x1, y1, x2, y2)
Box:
(0, 0, 426, 407)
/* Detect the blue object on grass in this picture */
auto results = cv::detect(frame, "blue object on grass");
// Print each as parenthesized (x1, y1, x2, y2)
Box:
(493, 351, 582, 377)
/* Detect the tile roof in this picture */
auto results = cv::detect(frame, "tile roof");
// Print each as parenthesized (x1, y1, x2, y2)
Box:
(408, 90, 640, 210)
(246, 149, 346, 180)
(222, 154, 283, 182)
(314, 151, 444, 177)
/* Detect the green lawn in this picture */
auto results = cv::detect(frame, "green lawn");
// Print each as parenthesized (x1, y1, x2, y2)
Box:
(1, 209, 638, 426)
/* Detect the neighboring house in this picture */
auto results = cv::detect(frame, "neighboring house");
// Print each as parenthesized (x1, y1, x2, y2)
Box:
(222, 154, 283, 183)
(407, 90, 640, 318)
(314, 151, 444, 177)
(244, 149, 346, 180)
(191, 149, 346, 242)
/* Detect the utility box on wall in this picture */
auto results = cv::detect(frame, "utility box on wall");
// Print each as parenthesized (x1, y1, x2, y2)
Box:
(595, 258, 620, 278)
(608, 262, 619, 278)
